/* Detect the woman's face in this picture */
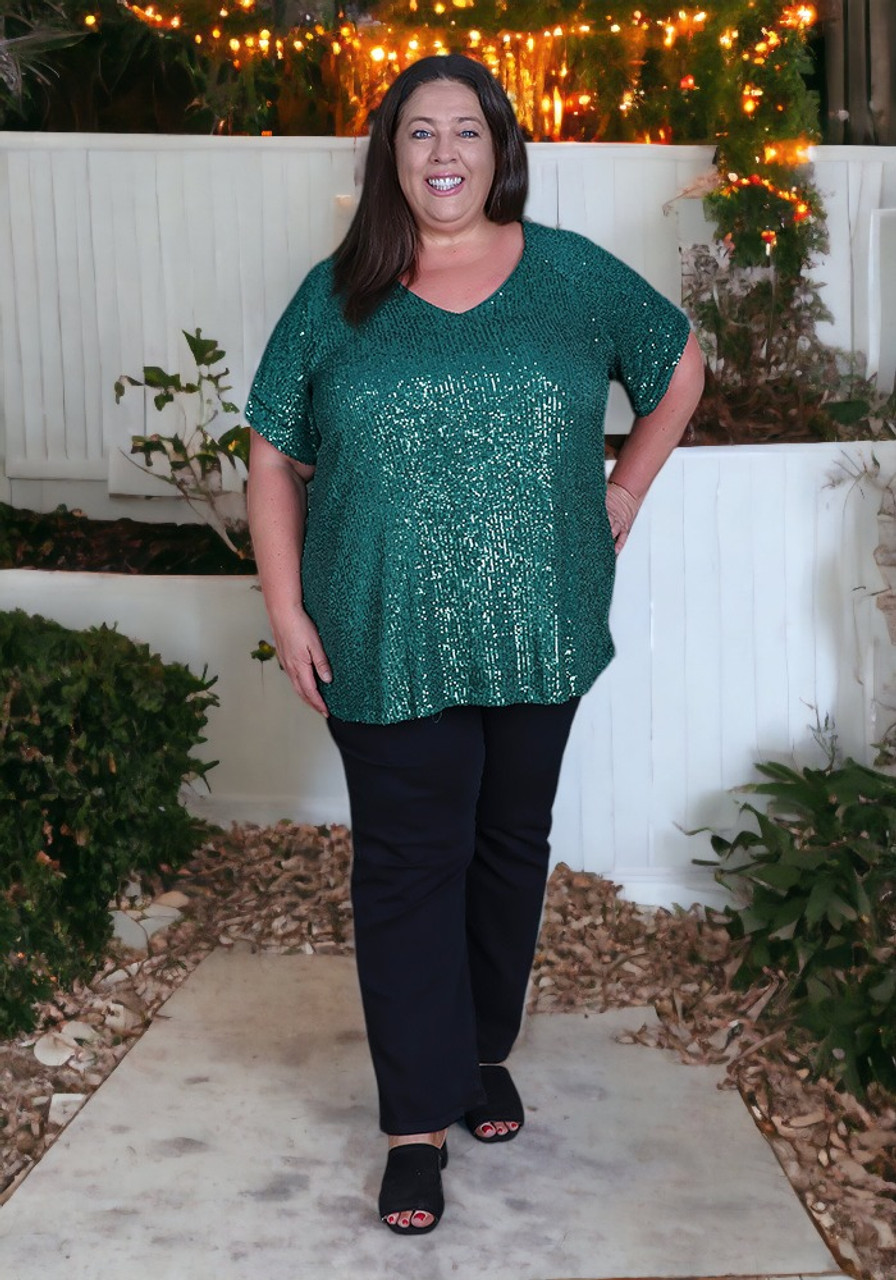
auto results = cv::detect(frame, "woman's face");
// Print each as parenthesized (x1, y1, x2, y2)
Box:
(394, 79, 496, 239)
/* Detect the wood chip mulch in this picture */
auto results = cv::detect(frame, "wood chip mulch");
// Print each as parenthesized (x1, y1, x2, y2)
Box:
(1, 822, 894, 1279)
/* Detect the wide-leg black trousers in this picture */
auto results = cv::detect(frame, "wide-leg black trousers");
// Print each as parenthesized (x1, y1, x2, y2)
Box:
(327, 699, 579, 1135)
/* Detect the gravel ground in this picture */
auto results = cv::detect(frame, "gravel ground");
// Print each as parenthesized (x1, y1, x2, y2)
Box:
(1, 821, 894, 1278)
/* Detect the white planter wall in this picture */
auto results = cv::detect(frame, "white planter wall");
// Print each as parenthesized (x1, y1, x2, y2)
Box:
(4, 440, 893, 908)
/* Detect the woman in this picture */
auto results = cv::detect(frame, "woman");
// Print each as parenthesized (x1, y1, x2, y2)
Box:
(245, 54, 704, 1236)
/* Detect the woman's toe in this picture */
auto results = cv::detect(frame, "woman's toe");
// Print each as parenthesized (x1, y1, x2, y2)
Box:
(475, 1121, 497, 1138)
(412, 1211, 434, 1228)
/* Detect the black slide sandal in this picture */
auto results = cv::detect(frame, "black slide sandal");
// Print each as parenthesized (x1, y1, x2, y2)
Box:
(464, 1064, 525, 1143)
(378, 1141, 448, 1234)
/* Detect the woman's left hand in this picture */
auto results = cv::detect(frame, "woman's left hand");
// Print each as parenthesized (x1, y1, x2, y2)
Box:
(605, 481, 642, 554)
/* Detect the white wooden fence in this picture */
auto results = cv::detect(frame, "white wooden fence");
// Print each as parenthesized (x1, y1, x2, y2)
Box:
(1, 135, 895, 511)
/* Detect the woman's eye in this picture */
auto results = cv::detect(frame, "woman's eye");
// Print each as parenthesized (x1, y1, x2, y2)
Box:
(459, 129, 479, 138)
(411, 128, 432, 139)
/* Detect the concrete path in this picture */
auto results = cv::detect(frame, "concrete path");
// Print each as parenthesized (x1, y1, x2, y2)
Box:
(0, 949, 847, 1280)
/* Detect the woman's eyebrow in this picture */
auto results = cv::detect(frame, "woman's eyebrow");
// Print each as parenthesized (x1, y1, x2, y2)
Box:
(405, 115, 484, 125)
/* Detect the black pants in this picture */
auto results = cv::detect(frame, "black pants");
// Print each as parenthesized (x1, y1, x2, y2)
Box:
(327, 699, 579, 1134)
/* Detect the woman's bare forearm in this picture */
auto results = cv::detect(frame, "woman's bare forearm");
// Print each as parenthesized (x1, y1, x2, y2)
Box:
(246, 430, 332, 713)
(247, 431, 310, 619)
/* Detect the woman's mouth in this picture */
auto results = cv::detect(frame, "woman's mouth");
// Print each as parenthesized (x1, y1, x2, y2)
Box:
(427, 176, 464, 193)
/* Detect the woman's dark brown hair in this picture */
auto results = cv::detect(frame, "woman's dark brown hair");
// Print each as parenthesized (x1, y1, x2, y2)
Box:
(332, 54, 528, 324)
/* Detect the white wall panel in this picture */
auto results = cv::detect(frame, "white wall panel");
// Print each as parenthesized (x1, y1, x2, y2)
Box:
(2, 439, 893, 907)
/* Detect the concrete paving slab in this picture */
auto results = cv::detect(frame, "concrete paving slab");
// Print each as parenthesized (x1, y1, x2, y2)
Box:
(0, 950, 848, 1280)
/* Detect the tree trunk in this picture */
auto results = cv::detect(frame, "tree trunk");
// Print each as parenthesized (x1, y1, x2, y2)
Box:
(822, 0, 896, 144)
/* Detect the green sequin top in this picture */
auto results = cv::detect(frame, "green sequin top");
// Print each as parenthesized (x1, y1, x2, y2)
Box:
(245, 220, 690, 724)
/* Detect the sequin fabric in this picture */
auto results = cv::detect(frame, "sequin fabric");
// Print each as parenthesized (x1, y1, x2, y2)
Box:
(245, 220, 691, 724)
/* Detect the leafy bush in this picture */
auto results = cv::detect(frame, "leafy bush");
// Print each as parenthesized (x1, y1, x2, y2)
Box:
(698, 758, 896, 1096)
(0, 609, 218, 1035)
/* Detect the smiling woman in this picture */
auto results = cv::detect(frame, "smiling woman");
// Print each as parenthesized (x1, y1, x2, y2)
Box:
(393, 80, 522, 313)
(243, 52, 704, 1238)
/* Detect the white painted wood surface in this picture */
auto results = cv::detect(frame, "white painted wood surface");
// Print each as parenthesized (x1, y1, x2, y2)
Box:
(2, 134, 895, 498)
(4, 440, 892, 907)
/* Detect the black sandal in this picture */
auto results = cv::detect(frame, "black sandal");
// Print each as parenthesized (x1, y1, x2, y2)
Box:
(464, 1064, 525, 1143)
(378, 1141, 448, 1235)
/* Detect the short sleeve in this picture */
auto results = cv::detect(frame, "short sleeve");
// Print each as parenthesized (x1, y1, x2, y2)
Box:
(603, 254, 692, 418)
(244, 273, 323, 465)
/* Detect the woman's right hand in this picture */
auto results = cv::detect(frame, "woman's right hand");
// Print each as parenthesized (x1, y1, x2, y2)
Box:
(269, 605, 333, 717)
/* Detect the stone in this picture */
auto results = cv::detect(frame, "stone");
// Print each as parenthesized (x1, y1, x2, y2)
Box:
(47, 1095, 86, 1128)
(98, 969, 131, 988)
(32, 1033, 75, 1067)
(151, 891, 191, 910)
(57, 1022, 98, 1047)
(110, 911, 150, 953)
(142, 904, 182, 923)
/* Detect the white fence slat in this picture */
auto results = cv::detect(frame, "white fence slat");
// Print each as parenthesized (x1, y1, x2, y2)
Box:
(182, 150, 219, 360)
(87, 150, 126, 456)
(575, 685, 617, 879)
(0, 153, 23, 469)
(7, 152, 45, 471)
(681, 452, 726, 828)
(282, 150, 314, 294)
(716, 452, 759, 787)
(605, 510, 655, 867)
(750, 453, 791, 757)
(28, 153, 67, 469)
(156, 149, 193, 373)
(233, 151, 267, 405)
(524, 152, 558, 226)
(71, 149, 103, 466)
(643, 455, 690, 872)
(50, 149, 88, 468)
(134, 149, 168, 392)
(868, 208, 896, 395)
(258, 153, 291, 353)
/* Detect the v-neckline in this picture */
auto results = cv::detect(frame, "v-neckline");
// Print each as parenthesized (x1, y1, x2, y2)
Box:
(397, 221, 528, 318)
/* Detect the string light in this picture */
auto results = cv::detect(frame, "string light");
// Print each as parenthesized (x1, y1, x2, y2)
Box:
(118, 1, 819, 155)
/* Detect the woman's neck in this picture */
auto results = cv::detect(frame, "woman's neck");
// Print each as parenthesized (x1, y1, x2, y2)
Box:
(405, 220, 524, 314)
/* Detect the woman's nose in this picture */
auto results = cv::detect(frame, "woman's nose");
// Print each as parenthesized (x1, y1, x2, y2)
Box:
(430, 134, 456, 163)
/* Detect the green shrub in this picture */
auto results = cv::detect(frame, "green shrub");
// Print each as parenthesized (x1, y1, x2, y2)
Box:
(0, 609, 218, 1036)
(698, 758, 896, 1096)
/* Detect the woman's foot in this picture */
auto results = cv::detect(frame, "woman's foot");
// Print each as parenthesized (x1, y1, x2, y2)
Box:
(464, 1064, 524, 1143)
(380, 1130, 448, 1232)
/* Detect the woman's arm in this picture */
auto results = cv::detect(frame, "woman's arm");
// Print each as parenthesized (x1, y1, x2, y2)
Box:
(606, 330, 705, 553)
(247, 429, 332, 716)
